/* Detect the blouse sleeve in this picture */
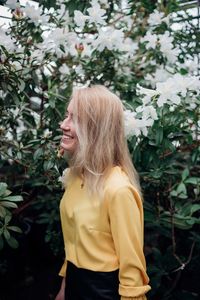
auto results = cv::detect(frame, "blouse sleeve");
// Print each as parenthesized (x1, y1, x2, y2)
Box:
(59, 259, 68, 277)
(107, 186, 151, 299)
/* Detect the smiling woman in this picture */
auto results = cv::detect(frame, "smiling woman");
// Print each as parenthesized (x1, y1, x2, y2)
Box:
(56, 85, 151, 300)
(60, 101, 78, 154)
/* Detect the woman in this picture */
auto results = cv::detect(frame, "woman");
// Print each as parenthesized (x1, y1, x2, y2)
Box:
(55, 85, 151, 300)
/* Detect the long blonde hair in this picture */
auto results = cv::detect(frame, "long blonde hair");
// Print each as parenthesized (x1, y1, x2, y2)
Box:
(67, 85, 141, 197)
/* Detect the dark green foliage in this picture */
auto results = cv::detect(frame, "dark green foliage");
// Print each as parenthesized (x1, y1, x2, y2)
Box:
(0, 0, 200, 299)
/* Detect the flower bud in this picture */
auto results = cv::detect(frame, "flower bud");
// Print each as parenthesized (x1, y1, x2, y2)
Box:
(13, 8, 23, 20)
(75, 43, 84, 55)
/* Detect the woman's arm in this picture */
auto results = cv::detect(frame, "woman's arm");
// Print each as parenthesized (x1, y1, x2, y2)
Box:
(108, 186, 151, 300)
(55, 259, 67, 300)
(55, 277, 65, 300)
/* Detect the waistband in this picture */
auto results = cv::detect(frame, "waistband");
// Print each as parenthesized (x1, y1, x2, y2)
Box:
(65, 261, 120, 300)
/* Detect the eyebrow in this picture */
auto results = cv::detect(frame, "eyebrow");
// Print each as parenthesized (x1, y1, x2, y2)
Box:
(65, 110, 73, 117)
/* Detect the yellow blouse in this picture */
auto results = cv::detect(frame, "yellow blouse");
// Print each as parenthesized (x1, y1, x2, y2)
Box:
(59, 166, 151, 300)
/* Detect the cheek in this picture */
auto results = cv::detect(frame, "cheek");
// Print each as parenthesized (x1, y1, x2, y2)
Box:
(71, 125, 78, 139)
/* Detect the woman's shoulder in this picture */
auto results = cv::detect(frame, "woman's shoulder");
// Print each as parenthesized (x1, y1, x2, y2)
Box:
(104, 166, 141, 201)
(105, 166, 131, 192)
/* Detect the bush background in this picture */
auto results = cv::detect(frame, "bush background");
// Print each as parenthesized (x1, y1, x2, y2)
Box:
(0, 0, 200, 299)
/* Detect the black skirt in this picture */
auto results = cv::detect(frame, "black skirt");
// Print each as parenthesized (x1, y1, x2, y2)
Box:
(65, 261, 120, 300)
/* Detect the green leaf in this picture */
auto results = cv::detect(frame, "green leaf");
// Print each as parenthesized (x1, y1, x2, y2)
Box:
(43, 160, 54, 171)
(185, 219, 195, 225)
(3, 229, 11, 240)
(0, 201, 18, 209)
(182, 168, 189, 181)
(6, 236, 19, 249)
(178, 193, 188, 199)
(170, 190, 177, 197)
(190, 204, 200, 215)
(185, 177, 199, 185)
(0, 183, 7, 197)
(7, 226, 22, 233)
(17, 152, 22, 160)
(156, 126, 163, 145)
(4, 190, 12, 197)
(0, 206, 7, 218)
(49, 96, 56, 108)
(4, 196, 23, 202)
(19, 79, 25, 91)
(177, 183, 187, 195)
(33, 148, 44, 160)
(5, 215, 12, 224)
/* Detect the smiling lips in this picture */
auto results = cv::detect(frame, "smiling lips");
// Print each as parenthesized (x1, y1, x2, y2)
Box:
(62, 133, 74, 140)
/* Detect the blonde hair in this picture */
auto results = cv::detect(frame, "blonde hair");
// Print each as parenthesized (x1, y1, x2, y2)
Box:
(67, 85, 141, 197)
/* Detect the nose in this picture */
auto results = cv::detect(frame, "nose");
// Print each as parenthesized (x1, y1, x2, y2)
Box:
(60, 118, 70, 131)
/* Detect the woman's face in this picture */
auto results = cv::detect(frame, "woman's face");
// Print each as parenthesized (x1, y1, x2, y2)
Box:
(60, 101, 78, 153)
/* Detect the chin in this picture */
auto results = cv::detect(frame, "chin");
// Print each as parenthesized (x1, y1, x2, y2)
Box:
(61, 142, 76, 153)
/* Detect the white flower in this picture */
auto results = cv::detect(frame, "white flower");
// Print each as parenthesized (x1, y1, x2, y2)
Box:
(124, 110, 137, 138)
(165, 74, 200, 97)
(87, 0, 106, 25)
(57, 4, 70, 25)
(22, 3, 49, 26)
(136, 84, 158, 105)
(43, 129, 52, 138)
(30, 48, 45, 64)
(0, 28, 16, 52)
(169, 106, 175, 112)
(10, 60, 22, 71)
(122, 38, 138, 55)
(30, 97, 42, 108)
(5, 130, 13, 141)
(0, 90, 6, 99)
(74, 10, 88, 29)
(93, 27, 124, 52)
(189, 103, 196, 110)
(138, 105, 158, 121)
(160, 44, 179, 64)
(148, 9, 169, 26)
(124, 109, 155, 138)
(6, 0, 18, 9)
(74, 65, 85, 76)
(185, 75, 200, 93)
(48, 28, 68, 45)
(156, 80, 181, 107)
(43, 63, 55, 77)
(135, 118, 154, 136)
(159, 32, 180, 63)
(159, 31, 173, 46)
(30, 111, 40, 127)
(145, 66, 171, 88)
(42, 28, 78, 58)
(59, 64, 70, 75)
(137, 73, 199, 109)
(59, 168, 70, 189)
(16, 119, 27, 138)
(141, 31, 158, 49)
(183, 56, 199, 74)
(10, 107, 20, 117)
(73, 81, 90, 89)
(34, 86, 43, 94)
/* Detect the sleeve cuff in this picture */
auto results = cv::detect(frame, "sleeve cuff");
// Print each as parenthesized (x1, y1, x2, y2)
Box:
(121, 296, 147, 300)
(119, 284, 151, 298)
(58, 260, 67, 277)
